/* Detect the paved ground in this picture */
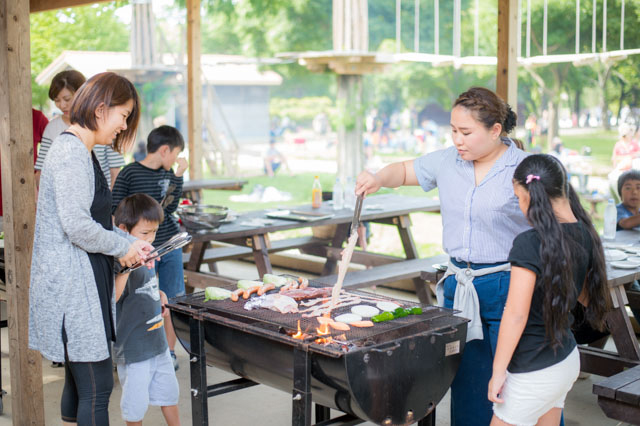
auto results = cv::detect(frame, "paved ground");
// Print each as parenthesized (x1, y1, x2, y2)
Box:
(0, 257, 634, 425)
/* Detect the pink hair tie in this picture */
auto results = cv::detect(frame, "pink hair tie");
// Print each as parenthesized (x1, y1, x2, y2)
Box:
(525, 174, 540, 184)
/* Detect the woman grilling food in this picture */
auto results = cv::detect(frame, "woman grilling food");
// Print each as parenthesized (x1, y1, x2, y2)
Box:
(29, 72, 153, 426)
(356, 87, 529, 426)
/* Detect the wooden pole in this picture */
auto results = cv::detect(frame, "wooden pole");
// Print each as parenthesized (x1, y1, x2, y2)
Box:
(186, 0, 202, 180)
(497, 0, 519, 112)
(333, 0, 367, 181)
(336, 75, 364, 181)
(0, 0, 45, 423)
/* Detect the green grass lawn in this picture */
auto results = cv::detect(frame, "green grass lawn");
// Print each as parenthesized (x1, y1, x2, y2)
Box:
(199, 173, 440, 257)
(559, 130, 617, 171)
(200, 172, 437, 212)
(196, 129, 615, 256)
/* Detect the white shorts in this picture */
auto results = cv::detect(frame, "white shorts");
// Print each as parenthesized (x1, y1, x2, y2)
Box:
(117, 349, 180, 422)
(492, 346, 580, 426)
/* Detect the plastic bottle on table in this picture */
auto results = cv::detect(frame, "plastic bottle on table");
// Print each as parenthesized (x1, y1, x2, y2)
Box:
(344, 176, 356, 210)
(312, 176, 322, 209)
(332, 177, 344, 210)
(603, 198, 617, 240)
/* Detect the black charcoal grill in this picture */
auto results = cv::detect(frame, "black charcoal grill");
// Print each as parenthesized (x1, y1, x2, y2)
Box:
(167, 280, 467, 426)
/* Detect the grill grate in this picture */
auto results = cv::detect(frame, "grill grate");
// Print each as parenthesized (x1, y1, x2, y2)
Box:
(173, 279, 454, 349)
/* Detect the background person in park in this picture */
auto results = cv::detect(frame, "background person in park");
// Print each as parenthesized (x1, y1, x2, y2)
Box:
(35, 70, 126, 189)
(611, 122, 639, 172)
(356, 87, 529, 426)
(488, 154, 609, 426)
(28, 72, 153, 426)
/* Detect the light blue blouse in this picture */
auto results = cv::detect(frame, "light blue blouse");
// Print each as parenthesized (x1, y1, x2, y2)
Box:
(414, 140, 530, 263)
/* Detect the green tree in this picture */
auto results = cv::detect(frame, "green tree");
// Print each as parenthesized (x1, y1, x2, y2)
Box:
(30, 2, 129, 108)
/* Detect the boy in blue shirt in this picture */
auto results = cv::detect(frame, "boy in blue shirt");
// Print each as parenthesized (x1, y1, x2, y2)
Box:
(616, 170, 640, 323)
(112, 125, 189, 370)
(617, 170, 640, 230)
(114, 194, 180, 425)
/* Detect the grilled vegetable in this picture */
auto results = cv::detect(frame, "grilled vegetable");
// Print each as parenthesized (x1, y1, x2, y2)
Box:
(204, 287, 232, 301)
(317, 316, 334, 325)
(329, 321, 350, 331)
(350, 320, 374, 328)
(409, 306, 423, 315)
(371, 311, 395, 323)
(262, 274, 289, 287)
(393, 307, 410, 318)
(237, 280, 263, 290)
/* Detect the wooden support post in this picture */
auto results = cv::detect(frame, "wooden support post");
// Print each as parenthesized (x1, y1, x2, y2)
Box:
(497, 0, 518, 110)
(336, 74, 364, 181)
(187, 0, 203, 180)
(0, 0, 45, 423)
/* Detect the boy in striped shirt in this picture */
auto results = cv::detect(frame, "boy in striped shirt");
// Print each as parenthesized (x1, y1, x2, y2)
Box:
(112, 125, 189, 370)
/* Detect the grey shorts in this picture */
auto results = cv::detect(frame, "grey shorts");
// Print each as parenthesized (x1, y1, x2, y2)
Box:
(116, 349, 179, 422)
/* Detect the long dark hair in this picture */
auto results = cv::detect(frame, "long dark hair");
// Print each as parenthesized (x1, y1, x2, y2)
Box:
(513, 154, 610, 348)
(453, 87, 524, 150)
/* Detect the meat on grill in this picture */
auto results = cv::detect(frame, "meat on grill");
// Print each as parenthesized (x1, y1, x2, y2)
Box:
(279, 287, 332, 301)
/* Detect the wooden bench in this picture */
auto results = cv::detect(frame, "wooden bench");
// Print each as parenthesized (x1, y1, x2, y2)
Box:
(593, 365, 640, 424)
(313, 254, 448, 304)
(183, 236, 332, 268)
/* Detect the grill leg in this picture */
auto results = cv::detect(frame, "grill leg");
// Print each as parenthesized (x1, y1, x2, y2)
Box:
(418, 405, 435, 426)
(315, 404, 331, 423)
(292, 347, 312, 426)
(190, 317, 208, 426)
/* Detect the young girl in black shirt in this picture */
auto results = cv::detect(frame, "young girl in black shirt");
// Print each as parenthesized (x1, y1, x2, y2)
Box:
(488, 154, 610, 425)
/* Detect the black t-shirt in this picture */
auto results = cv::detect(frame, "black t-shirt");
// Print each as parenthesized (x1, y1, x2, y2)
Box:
(507, 222, 593, 373)
(114, 265, 168, 364)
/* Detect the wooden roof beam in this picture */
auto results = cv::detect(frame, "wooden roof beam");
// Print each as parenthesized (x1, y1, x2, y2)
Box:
(29, 0, 108, 13)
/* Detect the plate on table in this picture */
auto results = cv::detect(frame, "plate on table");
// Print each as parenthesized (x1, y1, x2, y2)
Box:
(627, 256, 640, 265)
(610, 260, 640, 269)
(605, 249, 627, 262)
(624, 246, 640, 254)
(603, 242, 631, 250)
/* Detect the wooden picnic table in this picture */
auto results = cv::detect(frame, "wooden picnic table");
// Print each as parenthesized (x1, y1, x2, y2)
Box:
(182, 193, 440, 302)
(181, 178, 248, 203)
(580, 230, 640, 379)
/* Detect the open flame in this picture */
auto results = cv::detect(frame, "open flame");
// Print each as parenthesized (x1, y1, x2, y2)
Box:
(315, 314, 334, 344)
(292, 320, 304, 340)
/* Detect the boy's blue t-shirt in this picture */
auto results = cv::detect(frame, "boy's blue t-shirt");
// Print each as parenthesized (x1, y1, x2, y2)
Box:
(114, 265, 168, 365)
(616, 203, 636, 230)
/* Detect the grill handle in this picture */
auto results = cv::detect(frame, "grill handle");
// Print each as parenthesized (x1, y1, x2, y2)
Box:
(431, 327, 459, 337)
(368, 341, 401, 354)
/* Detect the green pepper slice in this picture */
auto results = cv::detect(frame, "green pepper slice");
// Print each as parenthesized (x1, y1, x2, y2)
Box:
(393, 307, 409, 318)
(409, 306, 423, 315)
(371, 311, 395, 323)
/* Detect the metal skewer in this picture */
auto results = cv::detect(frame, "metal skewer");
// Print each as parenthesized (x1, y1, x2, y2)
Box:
(350, 194, 364, 235)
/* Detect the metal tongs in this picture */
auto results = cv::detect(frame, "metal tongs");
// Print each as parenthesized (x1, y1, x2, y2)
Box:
(119, 232, 192, 274)
(350, 194, 364, 235)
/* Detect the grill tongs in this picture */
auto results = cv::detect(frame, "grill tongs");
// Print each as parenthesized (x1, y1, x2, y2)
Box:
(119, 232, 192, 274)
(350, 194, 364, 235)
